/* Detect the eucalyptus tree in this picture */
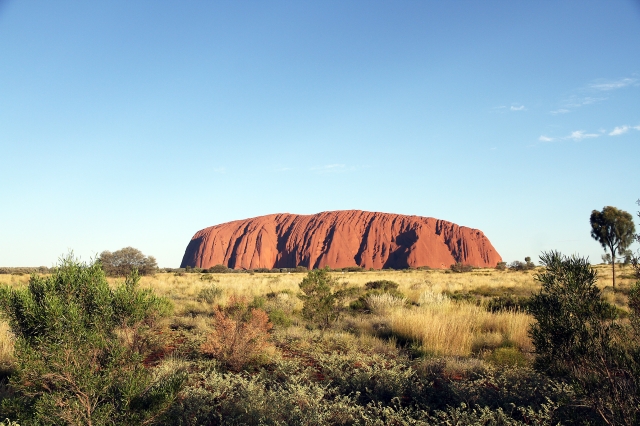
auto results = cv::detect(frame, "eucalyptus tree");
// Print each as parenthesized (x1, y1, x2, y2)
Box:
(590, 206, 635, 288)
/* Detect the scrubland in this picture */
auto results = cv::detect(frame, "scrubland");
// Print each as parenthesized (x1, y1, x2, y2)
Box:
(0, 264, 637, 425)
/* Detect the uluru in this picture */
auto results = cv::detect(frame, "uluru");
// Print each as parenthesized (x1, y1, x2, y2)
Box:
(180, 210, 501, 270)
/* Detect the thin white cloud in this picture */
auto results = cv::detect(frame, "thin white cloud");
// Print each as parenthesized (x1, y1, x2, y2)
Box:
(564, 96, 606, 108)
(550, 109, 570, 115)
(212, 167, 226, 173)
(510, 105, 525, 111)
(539, 135, 554, 142)
(310, 164, 347, 174)
(609, 126, 629, 136)
(633, 125, 640, 131)
(589, 78, 637, 91)
(566, 130, 599, 141)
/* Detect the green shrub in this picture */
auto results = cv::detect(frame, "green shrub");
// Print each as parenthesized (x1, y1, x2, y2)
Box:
(197, 285, 223, 303)
(529, 251, 639, 425)
(364, 280, 399, 292)
(495, 262, 507, 271)
(486, 347, 528, 368)
(450, 262, 473, 273)
(486, 296, 530, 313)
(98, 247, 158, 277)
(268, 309, 293, 328)
(298, 268, 341, 328)
(207, 264, 228, 273)
(0, 254, 184, 425)
(349, 280, 406, 313)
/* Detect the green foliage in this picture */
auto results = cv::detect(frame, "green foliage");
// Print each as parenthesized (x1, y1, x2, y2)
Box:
(364, 280, 399, 292)
(196, 285, 223, 303)
(529, 251, 617, 375)
(486, 347, 528, 368)
(99, 246, 158, 277)
(207, 264, 228, 273)
(351, 280, 406, 313)
(298, 268, 342, 328)
(529, 251, 640, 425)
(590, 206, 636, 287)
(495, 262, 507, 271)
(0, 255, 183, 425)
(450, 262, 473, 273)
(508, 257, 536, 271)
(161, 345, 568, 425)
(486, 295, 531, 313)
(267, 309, 293, 328)
(298, 268, 358, 327)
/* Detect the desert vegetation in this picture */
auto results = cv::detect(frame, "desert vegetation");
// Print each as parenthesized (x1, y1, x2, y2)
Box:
(0, 253, 639, 425)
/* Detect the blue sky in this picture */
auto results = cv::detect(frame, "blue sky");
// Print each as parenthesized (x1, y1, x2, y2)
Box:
(1, 1, 639, 267)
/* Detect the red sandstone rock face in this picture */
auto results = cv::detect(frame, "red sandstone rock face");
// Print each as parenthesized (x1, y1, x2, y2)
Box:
(180, 210, 502, 270)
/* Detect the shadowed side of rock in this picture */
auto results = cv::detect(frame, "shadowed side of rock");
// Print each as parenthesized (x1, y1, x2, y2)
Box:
(180, 210, 502, 269)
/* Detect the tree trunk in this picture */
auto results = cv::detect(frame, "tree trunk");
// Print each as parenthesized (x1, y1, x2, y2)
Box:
(609, 244, 616, 289)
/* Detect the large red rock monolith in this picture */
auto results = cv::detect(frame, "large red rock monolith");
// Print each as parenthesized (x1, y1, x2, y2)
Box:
(180, 210, 501, 270)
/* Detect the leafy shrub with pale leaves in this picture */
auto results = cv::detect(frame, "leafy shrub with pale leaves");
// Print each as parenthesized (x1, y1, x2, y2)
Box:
(0, 254, 183, 425)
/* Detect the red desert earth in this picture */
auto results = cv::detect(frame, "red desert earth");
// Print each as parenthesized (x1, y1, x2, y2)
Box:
(180, 210, 502, 270)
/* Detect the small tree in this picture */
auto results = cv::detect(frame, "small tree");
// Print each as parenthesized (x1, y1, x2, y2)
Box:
(298, 268, 354, 328)
(99, 247, 158, 277)
(590, 206, 635, 288)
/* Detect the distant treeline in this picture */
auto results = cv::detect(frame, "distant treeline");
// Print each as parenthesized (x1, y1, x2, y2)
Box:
(0, 266, 51, 275)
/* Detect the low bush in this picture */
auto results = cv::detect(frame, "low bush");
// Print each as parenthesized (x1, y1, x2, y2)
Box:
(450, 262, 473, 273)
(365, 280, 399, 292)
(486, 347, 528, 368)
(486, 295, 531, 313)
(196, 285, 223, 303)
(207, 264, 229, 273)
(201, 297, 274, 371)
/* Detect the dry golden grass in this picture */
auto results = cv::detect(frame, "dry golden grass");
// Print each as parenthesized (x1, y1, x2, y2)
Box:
(388, 300, 533, 357)
(0, 320, 15, 370)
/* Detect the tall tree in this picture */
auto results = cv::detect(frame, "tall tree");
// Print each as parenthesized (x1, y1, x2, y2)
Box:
(99, 246, 158, 277)
(590, 206, 635, 288)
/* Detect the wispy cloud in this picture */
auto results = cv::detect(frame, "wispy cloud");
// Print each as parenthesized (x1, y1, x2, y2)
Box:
(310, 164, 348, 174)
(566, 130, 599, 141)
(539, 135, 554, 142)
(212, 167, 226, 173)
(563, 96, 606, 108)
(609, 126, 630, 136)
(510, 105, 525, 111)
(589, 77, 637, 91)
(550, 76, 637, 113)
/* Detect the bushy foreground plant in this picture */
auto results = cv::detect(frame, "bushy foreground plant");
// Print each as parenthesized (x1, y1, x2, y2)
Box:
(530, 251, 640, 425)
(201, 297, 274, 371)
(350, 280, 405, 313)
(299, 268, 356, 328)
(0, 255, 184, 425)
